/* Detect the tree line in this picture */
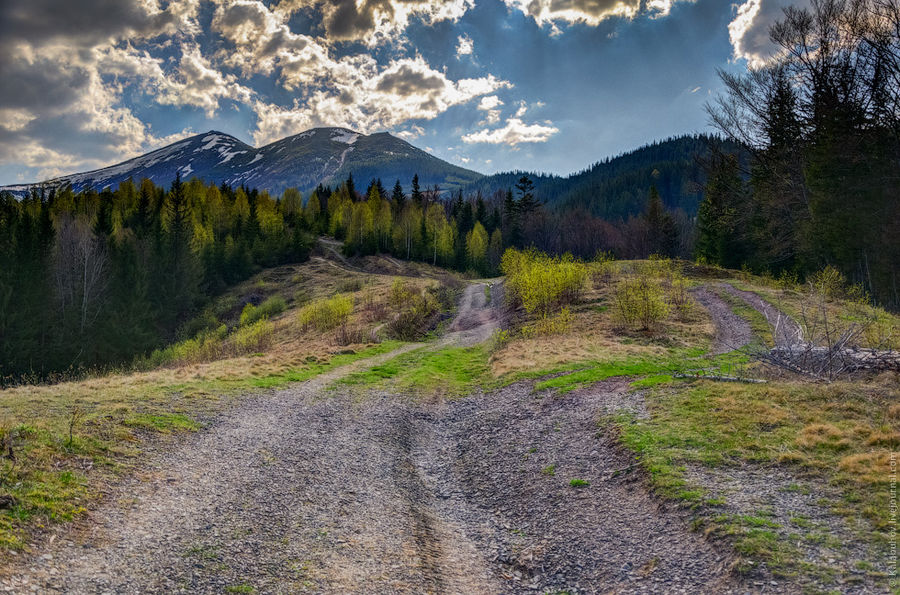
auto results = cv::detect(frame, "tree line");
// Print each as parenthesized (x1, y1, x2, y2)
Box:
(0, 176, 312, 383)
(698, 0, 900, 309)
(306, 172, 688, 273)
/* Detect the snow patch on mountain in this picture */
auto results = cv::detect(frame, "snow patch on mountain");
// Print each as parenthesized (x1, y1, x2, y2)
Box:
(331, 130, 360, 145)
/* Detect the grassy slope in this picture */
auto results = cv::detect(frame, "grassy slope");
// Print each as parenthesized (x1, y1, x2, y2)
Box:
(1, 253, 898, 590)
(0, 255, 447, 549)
(328, 259, 900, 589)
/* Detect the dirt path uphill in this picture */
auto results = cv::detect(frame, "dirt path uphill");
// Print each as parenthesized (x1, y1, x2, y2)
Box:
(691, 287, 754, 354)
(3, 281, 745, 594)
(443, 281, 504, 347)
(717, 284, 804, 348)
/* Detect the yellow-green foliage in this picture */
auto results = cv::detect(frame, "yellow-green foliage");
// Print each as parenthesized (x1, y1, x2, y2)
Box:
(521, 308, 574, 338)
(809, 265, 850, 300)
(613, 276, 670, 330)
(389, 278, 417, 311)
(239, 296, 287, 327)
(230, 319, 275, 353)
(142, 325, 229, 367)
(501, 248, 588, 316)
(298, 295, 353, 331)
(386, 281, 440, 340)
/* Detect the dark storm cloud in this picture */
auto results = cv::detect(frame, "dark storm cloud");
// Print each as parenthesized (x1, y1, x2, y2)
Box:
(0, 59, 91, 111)
(0, 0, 179, 51)
(375, 64, 447, 95)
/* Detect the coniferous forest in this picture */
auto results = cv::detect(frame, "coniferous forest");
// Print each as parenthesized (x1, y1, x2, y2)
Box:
(2, 0, 898, 382)
(696, 0, 900, 309)
(0, 176, 312, 382)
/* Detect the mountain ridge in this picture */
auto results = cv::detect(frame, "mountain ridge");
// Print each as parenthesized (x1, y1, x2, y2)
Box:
(1, 127, 484, 197)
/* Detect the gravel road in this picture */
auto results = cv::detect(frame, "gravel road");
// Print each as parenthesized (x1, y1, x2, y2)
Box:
(1, 282, 748, 594)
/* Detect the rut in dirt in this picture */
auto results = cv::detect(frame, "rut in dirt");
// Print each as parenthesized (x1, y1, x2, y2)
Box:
(2, 280, 748, 594)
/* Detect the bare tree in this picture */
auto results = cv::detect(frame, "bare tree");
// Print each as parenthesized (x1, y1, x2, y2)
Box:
(53, 215, 108, 335)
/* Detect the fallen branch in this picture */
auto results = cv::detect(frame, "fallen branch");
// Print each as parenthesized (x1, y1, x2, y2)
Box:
(674, 373, 767, 384)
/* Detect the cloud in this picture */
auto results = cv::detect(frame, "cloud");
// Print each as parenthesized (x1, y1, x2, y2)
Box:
(209, 1, 510, 144)
(274, 0, 474, 45)
(456, 34, 474, 57)
(462, 118, 559, 145)
(503, 0, 692, 30)
(396, 125, 426, 140)
(0, 0, 204, 179)
(728, 0, 809, 66)
(478, 96, 503, 110)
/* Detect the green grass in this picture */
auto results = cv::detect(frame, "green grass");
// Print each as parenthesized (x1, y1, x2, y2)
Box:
(629, 374, 674, 389)
(225, 584, 255, 593)
(569, 478, 590, 488)
(250, 341, 403, 389)
(531, 348, 746, 394)
(123, 413, 200, 433)
(335, 344, 491, 397)
(542, 464, 556, 476)
(612, 377, 897, 583)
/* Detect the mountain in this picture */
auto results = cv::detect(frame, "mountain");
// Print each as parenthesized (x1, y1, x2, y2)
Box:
(1, 128, 483, 198)
(463, 135, 744, 219)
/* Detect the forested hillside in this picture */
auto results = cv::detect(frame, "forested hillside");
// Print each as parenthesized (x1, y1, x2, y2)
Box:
(464, 135, 745, 219)
(0, 177, 312, 382)
(696, 0, 900, 309)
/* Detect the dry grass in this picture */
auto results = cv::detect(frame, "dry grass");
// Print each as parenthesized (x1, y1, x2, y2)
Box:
(490, 260, 715, 377)
(0, 255, 440, 549)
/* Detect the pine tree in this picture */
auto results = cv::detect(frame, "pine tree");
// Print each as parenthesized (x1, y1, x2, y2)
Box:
(392, 179, 405, 215)
(411, 174, 423, 208)
(515, 175, 538, 215)
(644, 186, 678, 257)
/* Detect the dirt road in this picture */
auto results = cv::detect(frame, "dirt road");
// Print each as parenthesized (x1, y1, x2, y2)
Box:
(1, 282, 744, 594)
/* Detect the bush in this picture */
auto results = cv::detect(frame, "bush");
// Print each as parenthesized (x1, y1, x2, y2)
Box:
(613, 277, 670, 330)
(389, 278, 417, 311)
(501, 248, 588, 316)
(239, 296, 287, 327)
(298, 295, 353, 331)
(521, 308, 574, 338)
(141, 324, 229, 367)
(665, 275, 694, 321)
(334, 323, 373, 346)
(231, 319, 275, 353)
(387, 291, 440, 340)
(337, 278, 364, 293)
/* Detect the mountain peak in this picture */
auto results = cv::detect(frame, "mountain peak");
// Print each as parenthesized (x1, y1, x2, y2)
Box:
(1, 126, 480, 197)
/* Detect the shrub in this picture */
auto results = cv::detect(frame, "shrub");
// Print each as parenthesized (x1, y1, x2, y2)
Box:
(334, 323, 373, 346)
(809, 266, 846, 300)
(231, 319, 275, 353)
(298, 295, 353, 331)
(387, 291, 440, 340)
(666, 276, 694, 321)
(337, 278, 364, 293)
(389, 278, 417, 311)
(501, 248, 588, 316)
(141, 324, 229, 367)
(240, 296, 287, 327)
(613, 276, 670, 330)
(521, 308, 573, 338)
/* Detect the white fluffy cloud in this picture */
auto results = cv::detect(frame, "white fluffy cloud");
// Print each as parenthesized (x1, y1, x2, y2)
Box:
(272, 0, 474, 45)
(462, 117, 559, 145)
(210, 1, 509, 144)
(503, 0, 692, 31)
(0, 0, 205, 179)
(457, 34, 474, 57)
(728, 0, 810, 66)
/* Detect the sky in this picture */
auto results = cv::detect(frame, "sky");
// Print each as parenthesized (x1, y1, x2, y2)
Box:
(0, 0, 804, 186)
